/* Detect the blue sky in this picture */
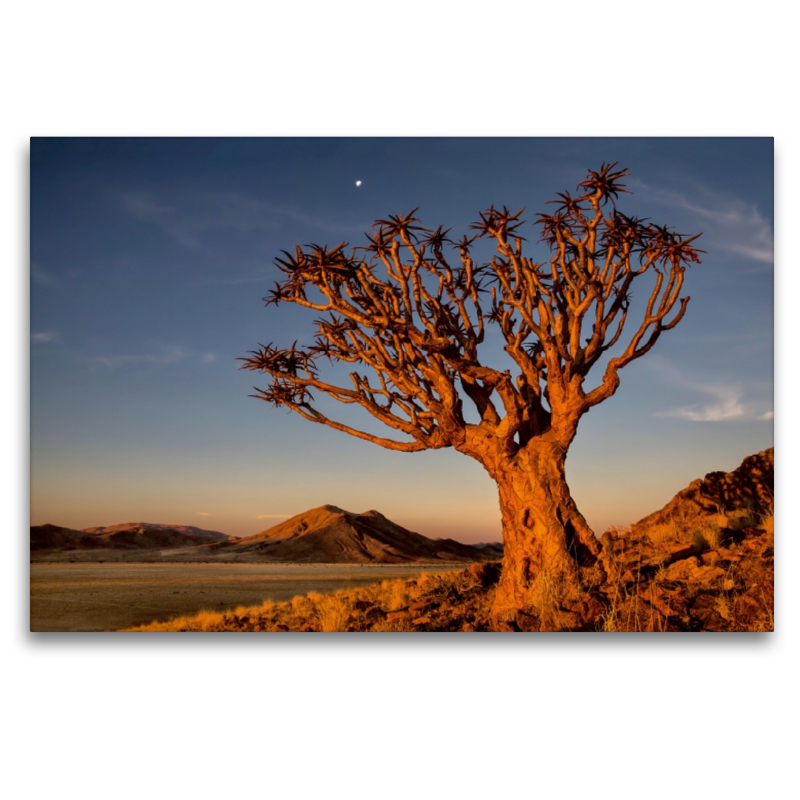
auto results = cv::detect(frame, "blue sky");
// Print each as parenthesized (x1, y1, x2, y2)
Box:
(30, 137, 773, 541)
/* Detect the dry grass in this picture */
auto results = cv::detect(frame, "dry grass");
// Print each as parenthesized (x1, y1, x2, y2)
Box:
(127, 563, 500, 632)
(597, 510, 774, 632)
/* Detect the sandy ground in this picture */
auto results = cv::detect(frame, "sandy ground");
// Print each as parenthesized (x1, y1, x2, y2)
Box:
(30, 562, 462, 632)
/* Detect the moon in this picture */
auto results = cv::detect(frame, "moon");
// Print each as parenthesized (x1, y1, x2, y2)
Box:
(355, 180, 362, 187)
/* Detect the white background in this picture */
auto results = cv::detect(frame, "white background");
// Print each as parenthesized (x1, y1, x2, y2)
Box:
(4, 3, 796, 798)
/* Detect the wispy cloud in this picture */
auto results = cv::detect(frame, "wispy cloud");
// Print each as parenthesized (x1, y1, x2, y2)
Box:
(256, 514, 291, 519)
(31, 264, 59, 288)
(91, 344, 190, 368)
(660, 385, 747, 422)
(651, 360, 772, 422)
(31, 331, 60, 344)
(90, 345, 221, 370)
(197, 512, 211, 517)
(122, 190, 366, 250)
(631, 180, 773, 266)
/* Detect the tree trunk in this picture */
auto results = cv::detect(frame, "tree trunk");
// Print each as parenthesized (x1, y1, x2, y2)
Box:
(491, 443, 605, 631)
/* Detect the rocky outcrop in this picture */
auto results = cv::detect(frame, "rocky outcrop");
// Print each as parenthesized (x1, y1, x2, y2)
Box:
(594, 448, 774, 632)
(632, 448, 773, 533)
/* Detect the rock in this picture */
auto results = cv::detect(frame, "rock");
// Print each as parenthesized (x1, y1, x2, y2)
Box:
(549, 610, 583, 631)
(563, 596, 606, 628)
(412, 615, 432, 627)
(700, 550, 721, 566)
(690, 593, 728, 631)
(663, 558, 724, 584)
(408, 600, 434, 615)
(695, 566, 726, 584)
(669, 544, 697, 561)
(386, 610, 411, 623)
(742, 538, 763, 552)
(733, 584, 773, 628)
(515, 609, 540, 632)
(640, 584, 688, 618)
(734, 592, 764, 624)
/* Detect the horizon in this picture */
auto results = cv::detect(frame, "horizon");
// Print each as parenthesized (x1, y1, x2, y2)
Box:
(30, 138, 773, 543)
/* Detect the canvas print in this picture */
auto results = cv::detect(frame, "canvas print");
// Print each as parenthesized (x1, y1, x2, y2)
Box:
(30, 138, 774, 632)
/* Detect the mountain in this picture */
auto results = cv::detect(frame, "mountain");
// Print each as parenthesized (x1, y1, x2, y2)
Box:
(211, 504, 492, 563)
(31, 522, 230, 552)
(31, 524, 94, 551)
(472, 541, 504, 554)
(81, 522, 229, 542)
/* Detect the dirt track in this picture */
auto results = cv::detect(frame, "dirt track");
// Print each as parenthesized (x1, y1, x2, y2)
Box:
(30, 562, 461, 632)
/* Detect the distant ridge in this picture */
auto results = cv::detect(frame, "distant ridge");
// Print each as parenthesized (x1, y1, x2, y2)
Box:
(472, 542, 504, 554)
(211, 504, 492, 563)
(82, 522, 229, 542)
(31, 522, 230, 552)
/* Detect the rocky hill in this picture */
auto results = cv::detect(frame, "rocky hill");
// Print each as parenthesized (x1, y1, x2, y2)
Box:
(210, 505, 491, 563)
(632, 448, 773, 534)
(587, 448, 774, 632)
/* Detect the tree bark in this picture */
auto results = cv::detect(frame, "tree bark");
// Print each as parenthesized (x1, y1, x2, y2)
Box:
(490, 443, 605, 631)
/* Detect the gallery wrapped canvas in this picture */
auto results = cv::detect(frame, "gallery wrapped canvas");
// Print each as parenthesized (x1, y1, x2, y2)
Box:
(30, 138, 774, 632)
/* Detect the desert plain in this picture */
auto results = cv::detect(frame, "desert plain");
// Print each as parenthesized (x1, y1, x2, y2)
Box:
(30, 562, 463, 632)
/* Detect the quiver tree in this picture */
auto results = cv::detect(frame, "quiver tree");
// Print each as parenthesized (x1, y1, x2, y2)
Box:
(241, 164, 702, 630)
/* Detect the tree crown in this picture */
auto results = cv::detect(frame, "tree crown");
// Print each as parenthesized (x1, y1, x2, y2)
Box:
(241, 164, 702, 463)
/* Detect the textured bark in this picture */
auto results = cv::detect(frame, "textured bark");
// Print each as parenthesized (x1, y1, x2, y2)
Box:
(489, 443, 603, 630)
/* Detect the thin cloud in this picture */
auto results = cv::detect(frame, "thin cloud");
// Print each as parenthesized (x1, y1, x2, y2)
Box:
(91, 344, 189, 368)
(256, 514, 291, 519)
(90, 345, 217, 369)
(651, 361, 772, 422)
(647, 356, 773, 422)
(122, 190, 366, 250)
(631, 180, 773, 266)
(31, 264, 59, 288)
(197, 512, 211, 517)
(660, 386, 746, 422)
(32, 331, 60, 344)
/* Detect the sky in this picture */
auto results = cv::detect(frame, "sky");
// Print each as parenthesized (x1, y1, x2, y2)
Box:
(29, 137, 774, 542)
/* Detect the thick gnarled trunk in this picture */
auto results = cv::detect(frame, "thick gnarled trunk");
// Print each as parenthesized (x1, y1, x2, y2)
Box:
(490, 444, 604, 631)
